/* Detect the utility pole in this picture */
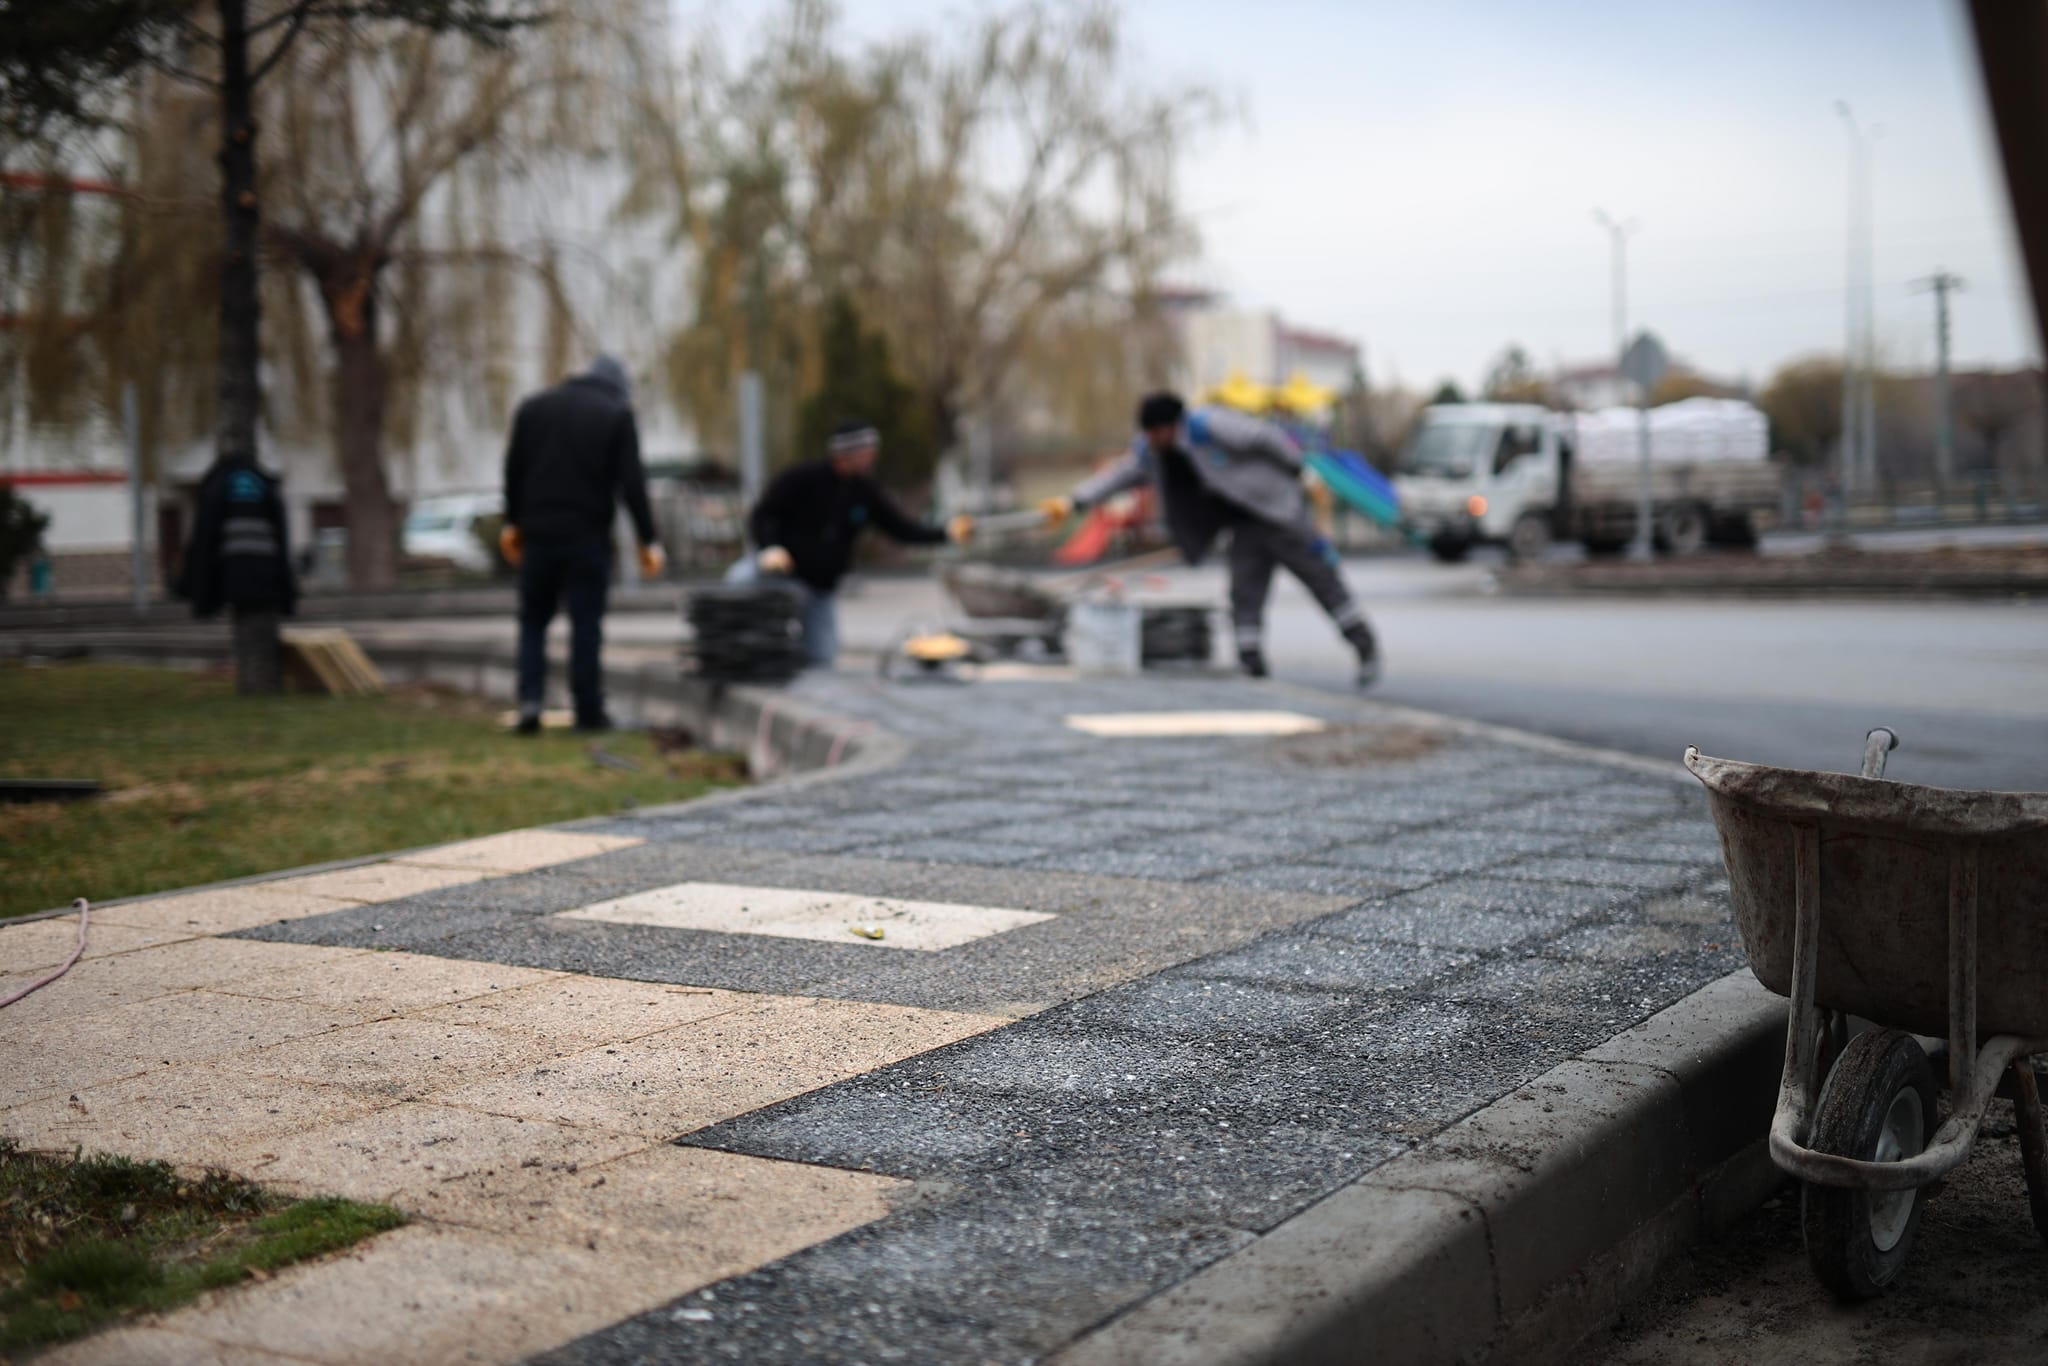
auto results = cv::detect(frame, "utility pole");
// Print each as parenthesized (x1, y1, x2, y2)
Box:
(1836, 103, 1882, 504)
(1913, 270, 1964, 496)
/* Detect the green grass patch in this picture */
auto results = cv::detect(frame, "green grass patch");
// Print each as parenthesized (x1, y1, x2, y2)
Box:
(0, 660, 747, 921)
(0, 1139, 404, 1353)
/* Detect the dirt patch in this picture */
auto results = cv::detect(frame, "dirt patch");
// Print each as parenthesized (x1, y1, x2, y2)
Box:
(1584, 1126, 2048, 1365)
(1268, 723, 1449, 769)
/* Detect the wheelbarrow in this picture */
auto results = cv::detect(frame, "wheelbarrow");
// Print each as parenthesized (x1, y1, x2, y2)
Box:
(1686, 730, 2048, 1299)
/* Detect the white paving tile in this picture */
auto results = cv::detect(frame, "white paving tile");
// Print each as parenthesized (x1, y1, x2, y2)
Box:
(557, 882, 1052, 951)
(1063, 710, 1328, 738)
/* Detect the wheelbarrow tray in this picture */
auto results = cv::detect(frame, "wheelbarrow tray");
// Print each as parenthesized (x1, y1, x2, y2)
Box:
(1688, 749, 2048, 1039)
(939, 563, 1068, 624)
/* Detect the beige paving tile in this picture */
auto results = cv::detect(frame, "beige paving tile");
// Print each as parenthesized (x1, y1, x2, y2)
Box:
(433, 994, 1008, 1136)
(155, 1224, 714, 1366)
(559, 880, 1054, 951)
(409, 1143, 903, 1267)
(410, 973, 742, 1048)
(41, 1325, 320, 1365)
(0, 992, 350, 1108)
(233, 1102, 645, 1205)
(0, 916, 199, 973)
(90, 886, 359, 936)
(237, 1016, 570, 1100)
(1, 1064, 395, 1173)
(0, 940, 369, 1029)
(264, 863, 487, 904)
(221, 949, 559, 1018)
(395, 829, 641, 874)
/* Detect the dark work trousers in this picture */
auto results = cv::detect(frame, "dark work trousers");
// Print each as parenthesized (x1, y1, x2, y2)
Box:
(1225, 515, 1373, 657)
(518, 536, 611, 723)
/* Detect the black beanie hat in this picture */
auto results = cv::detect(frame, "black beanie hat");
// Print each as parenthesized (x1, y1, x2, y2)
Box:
(1136, 392, 1185, 430)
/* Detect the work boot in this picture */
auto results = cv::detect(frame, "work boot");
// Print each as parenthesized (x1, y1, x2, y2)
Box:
(1238, 648, 1269, 679)
(1346, 625, 1381, 689)
(515, 704, 542, 736)
(574, 713, 614, 735)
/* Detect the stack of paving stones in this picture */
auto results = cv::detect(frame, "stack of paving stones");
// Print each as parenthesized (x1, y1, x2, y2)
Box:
(683, 584, 809, 683)
(238, 671, 1741, 1364)
(1138, 603, 1214, 664)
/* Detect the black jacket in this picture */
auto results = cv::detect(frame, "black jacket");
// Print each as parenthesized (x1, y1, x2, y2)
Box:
(175, 459, 297, 617)
(748, 459, 946, 592)
(503, 373, 656, 545)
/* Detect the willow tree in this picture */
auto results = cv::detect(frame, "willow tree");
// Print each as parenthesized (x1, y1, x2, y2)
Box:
(255, 11, 630, 586)
(630, 0, 1212, 477)
(1, 0, 543, 583)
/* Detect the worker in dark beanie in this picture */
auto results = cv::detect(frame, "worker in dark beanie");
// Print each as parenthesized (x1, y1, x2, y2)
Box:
(731, 420, 973, 666)
(500, 353, 663, 733)
(1044, 390, 1381, 685)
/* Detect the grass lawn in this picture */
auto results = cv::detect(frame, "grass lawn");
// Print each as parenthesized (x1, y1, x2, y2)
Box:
(0, 661, 746, 921)
(0, 1139, 403, 1352)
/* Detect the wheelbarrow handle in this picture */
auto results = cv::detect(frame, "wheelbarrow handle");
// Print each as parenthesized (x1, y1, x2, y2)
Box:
(1861, 726, 1900, 780)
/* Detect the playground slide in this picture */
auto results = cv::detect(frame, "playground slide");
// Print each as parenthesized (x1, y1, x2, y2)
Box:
(1307, 450, 1400, 527)
(1052, 505, 1119, 566)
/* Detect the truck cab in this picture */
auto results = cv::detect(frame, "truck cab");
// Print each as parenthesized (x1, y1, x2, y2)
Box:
(1394, 404, 1561, 562)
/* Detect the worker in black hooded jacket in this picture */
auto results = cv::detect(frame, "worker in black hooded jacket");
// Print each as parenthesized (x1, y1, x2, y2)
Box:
(500, 354, 663, 733)
(175, 456, 297, 694)
(731, 421, 971, 665)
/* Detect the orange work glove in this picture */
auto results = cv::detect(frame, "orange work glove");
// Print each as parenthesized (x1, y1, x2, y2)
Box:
(498, 525, 523, 567)
(946, 514, 975, 544)
(1039, 496, 1074, 528)
(637, 543, 666, 579)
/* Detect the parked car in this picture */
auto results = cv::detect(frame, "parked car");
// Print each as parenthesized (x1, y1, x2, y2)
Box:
(401, 493, 502, 572)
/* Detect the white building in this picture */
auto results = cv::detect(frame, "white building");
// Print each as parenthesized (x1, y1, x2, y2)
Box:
(1162, 289, 1364, 402)
(2, 13, 691, 596)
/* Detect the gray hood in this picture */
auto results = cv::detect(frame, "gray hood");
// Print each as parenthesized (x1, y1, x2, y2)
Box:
(586, 354, 631, 403)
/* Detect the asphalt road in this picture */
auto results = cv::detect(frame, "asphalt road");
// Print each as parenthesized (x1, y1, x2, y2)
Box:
(1076, 554, 2048, 792)
(348, 531, 2048, 792)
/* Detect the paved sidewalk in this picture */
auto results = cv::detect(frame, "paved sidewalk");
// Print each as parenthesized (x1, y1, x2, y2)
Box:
(2, 669, 1740, 1364)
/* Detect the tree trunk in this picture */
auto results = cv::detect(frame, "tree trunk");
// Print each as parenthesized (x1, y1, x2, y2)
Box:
(214, 0, 262, 469)
(325, 269, 398, 591)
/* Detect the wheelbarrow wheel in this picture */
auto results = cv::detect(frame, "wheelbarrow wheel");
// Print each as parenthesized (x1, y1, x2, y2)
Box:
(1801, 1028, 1936, 1301)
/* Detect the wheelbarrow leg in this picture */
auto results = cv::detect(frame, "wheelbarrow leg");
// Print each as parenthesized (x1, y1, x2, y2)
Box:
(2010, 1058, 2048, 1245)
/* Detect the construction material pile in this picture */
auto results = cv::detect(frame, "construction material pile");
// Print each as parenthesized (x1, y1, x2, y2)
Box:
(1567, 398, 1769, 465)
(1139, 604, 1214, 664)
(682, 585, 807, 684)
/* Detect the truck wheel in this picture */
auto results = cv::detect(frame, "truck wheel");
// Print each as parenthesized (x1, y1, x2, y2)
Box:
(1581, 536, 1628, 557)
(1653, 503, 1709, 557)
(1801, 1029, 1935, 1301)
(1507, 514, 1552, 563)
(1427, 533, 1471, 564)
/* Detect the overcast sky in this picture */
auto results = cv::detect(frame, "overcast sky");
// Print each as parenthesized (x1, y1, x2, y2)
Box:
(688, 0, 2040, 393)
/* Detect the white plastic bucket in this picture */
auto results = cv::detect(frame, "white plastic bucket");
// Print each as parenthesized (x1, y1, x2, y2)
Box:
(1065, 600, 1142, 676)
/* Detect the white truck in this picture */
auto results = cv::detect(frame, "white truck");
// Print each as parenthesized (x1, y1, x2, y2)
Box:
(1394, 398, 1781, 562)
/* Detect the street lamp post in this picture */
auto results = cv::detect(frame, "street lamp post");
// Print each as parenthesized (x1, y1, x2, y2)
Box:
(1595, 210, 1654, 560)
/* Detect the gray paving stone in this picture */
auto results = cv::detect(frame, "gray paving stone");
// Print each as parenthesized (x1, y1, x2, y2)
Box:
(1201, 864, 1418, 898)
(1189, 934, 1475, 995)
(1492, 854, 1701, 893)
(857, 837, 1049, 867)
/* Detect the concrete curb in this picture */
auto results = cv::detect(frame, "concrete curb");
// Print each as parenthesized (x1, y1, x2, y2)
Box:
(1051, 970, 1787, 1366)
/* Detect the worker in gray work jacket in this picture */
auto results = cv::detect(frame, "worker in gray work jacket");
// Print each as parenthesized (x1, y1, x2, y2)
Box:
(1043, 391, 1380, 685)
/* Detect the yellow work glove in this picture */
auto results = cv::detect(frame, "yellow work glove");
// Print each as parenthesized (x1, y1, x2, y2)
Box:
(757, 545, 795, 576)
(498, 525, 523, 567)
(947, 514, 975, 544)
(1039, 496, 1074, 528)
(637, 543, 665, 579)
